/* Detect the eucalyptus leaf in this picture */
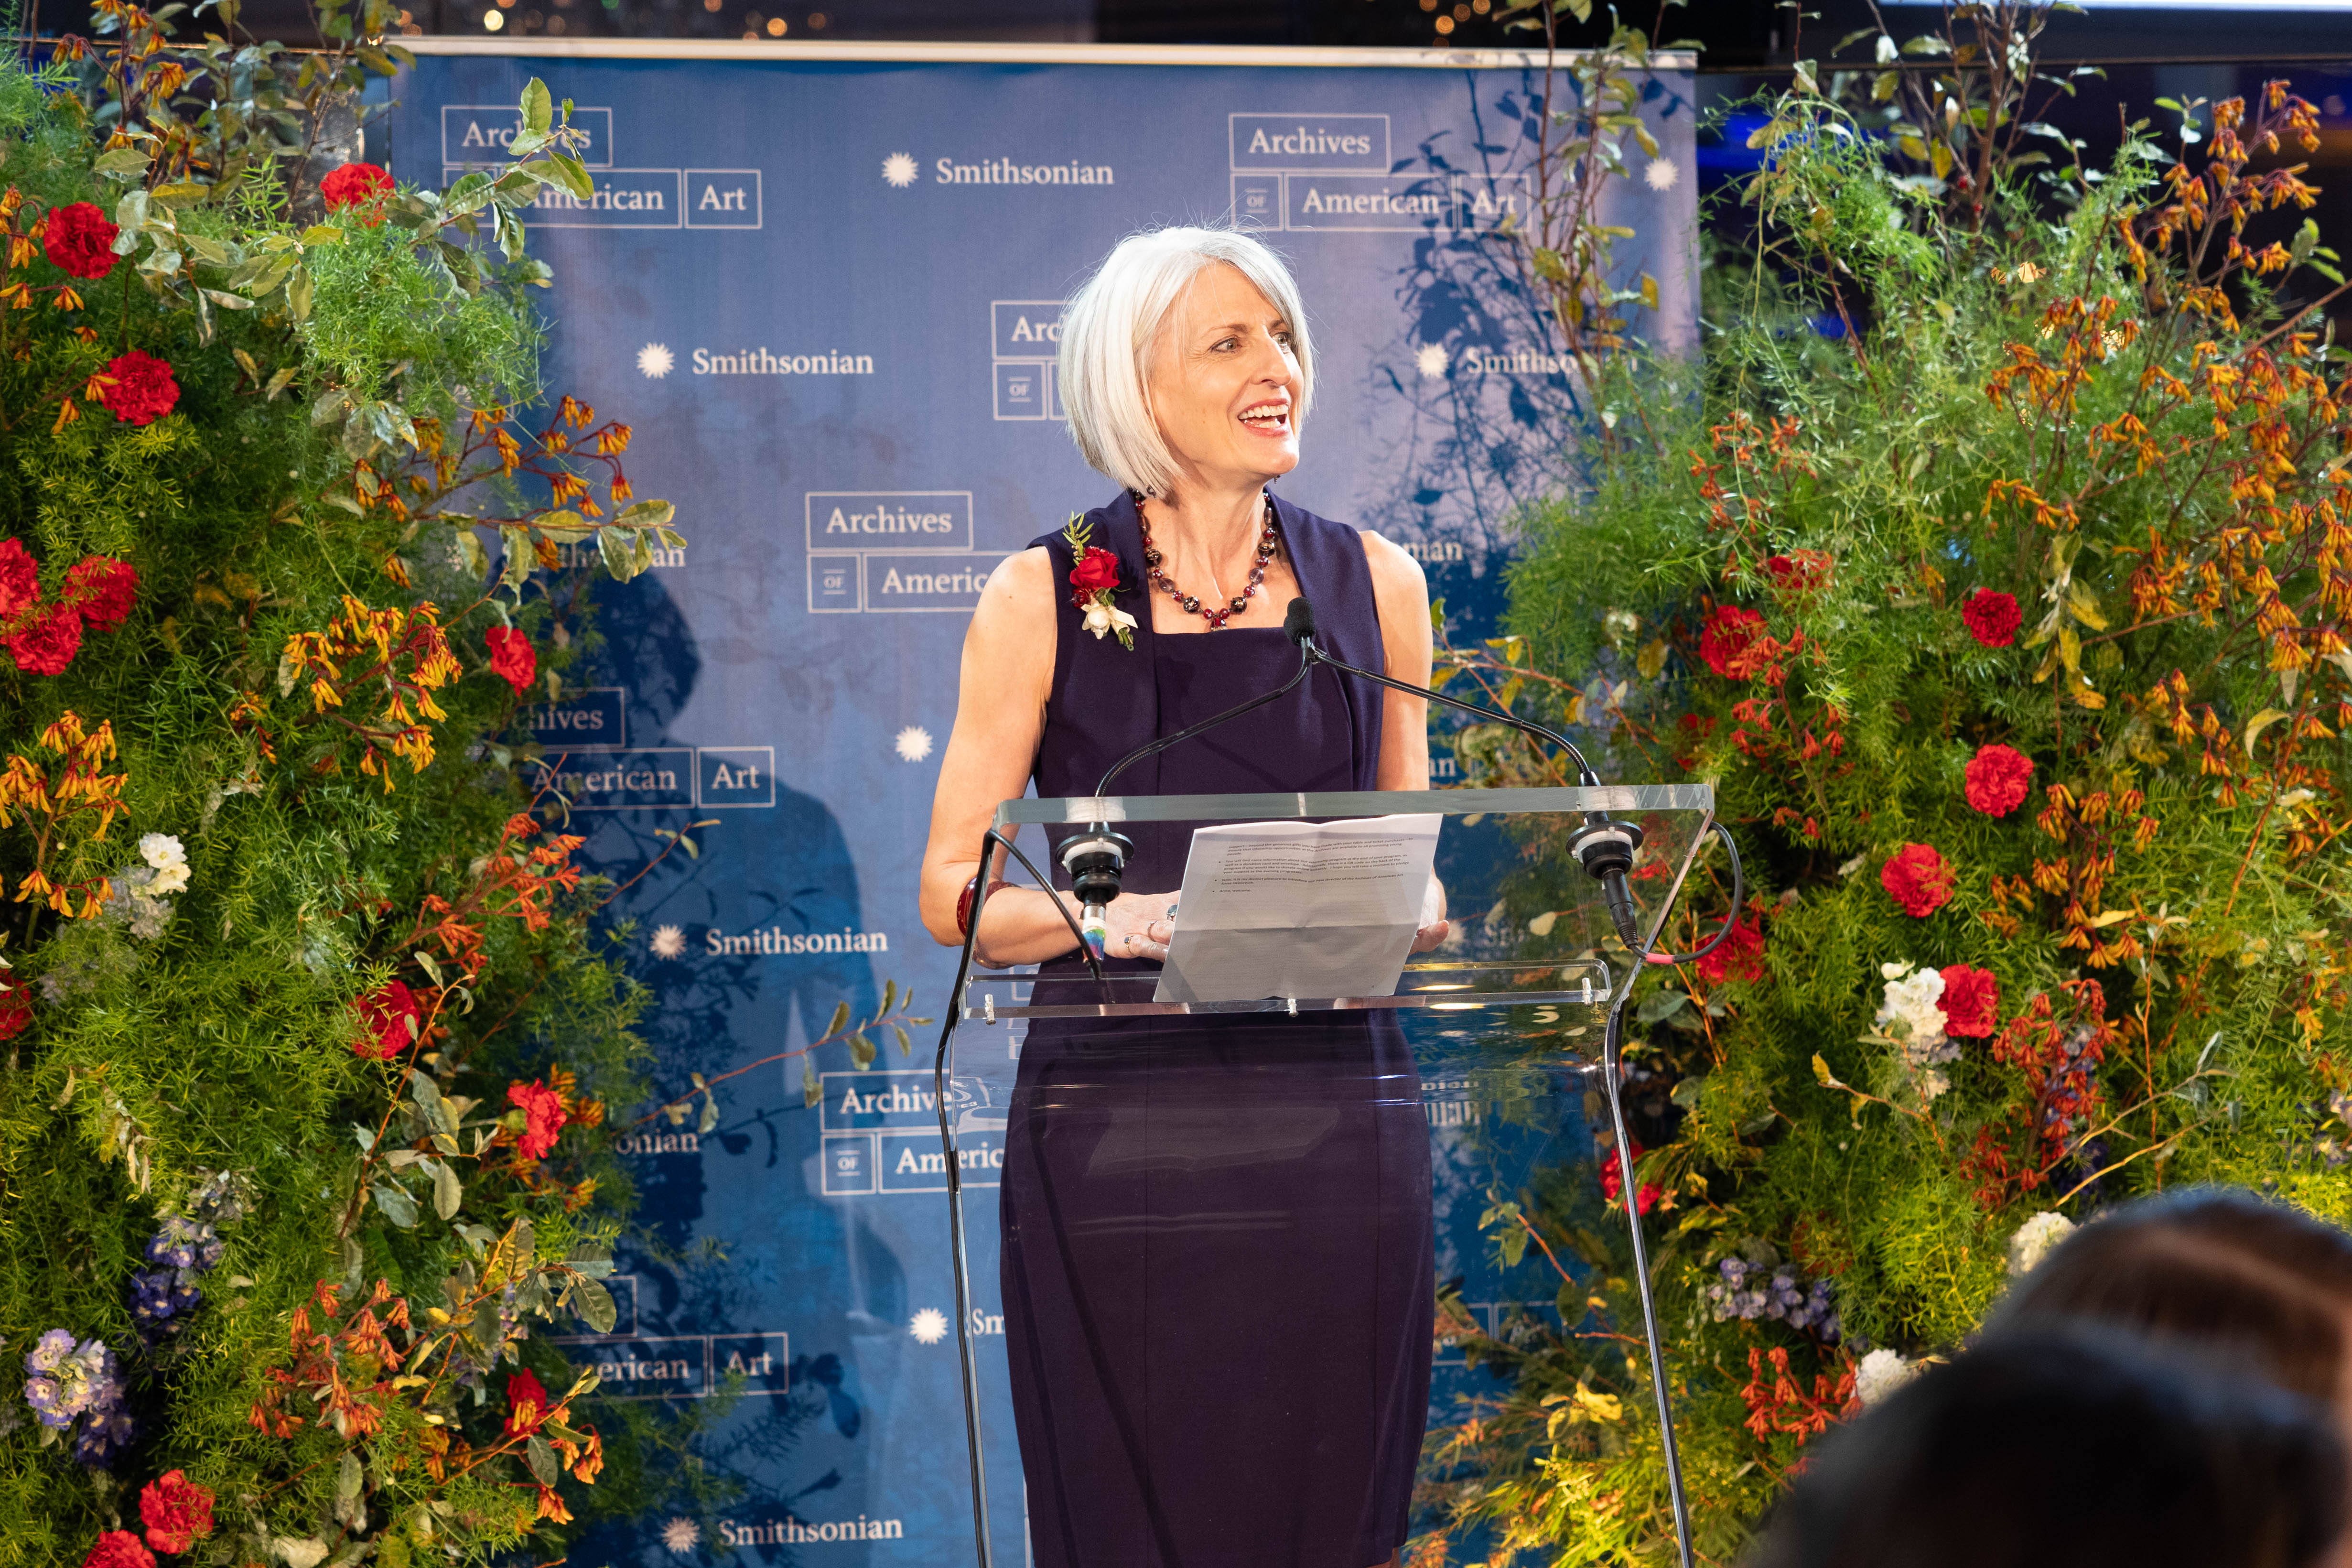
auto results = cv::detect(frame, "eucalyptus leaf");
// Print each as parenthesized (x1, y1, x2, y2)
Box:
(1635, 990, 1690, 1025)
(500, 526, 534, 593)
(526, 1434, 561, 1485)
(616, 498, 676, 530)
(370, 1181, 420, 1229)
(431, 1157, 462, 1220)
(597, 523, 638, 581)
(573, 1276, 617, 1333)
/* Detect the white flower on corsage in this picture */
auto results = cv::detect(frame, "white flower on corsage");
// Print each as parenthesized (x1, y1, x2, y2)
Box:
(1082, 599, 1138, 644)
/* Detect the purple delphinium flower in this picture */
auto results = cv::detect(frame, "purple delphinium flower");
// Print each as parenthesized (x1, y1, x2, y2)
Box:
(70, 1347, 131, 1467)
(1706, 1257, 1840, 1341)
(129, 1269, 202, 1337)
(24, 1328, 75, 1374)
(22, 1332, 105, 1429)
(144, 1216, 221, 1272)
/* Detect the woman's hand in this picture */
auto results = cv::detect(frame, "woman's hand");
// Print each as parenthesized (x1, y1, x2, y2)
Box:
(1410, 875, 1450, 954)
(1100, 890, 1177, 963)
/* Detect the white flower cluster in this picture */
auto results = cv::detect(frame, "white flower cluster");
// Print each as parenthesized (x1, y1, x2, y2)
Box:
(2007, 1211, 2077, 1277)
(1875, 961, 1960, 1102)
(104, 833, 189, 940)
(1855, 1347, 1921, 1406)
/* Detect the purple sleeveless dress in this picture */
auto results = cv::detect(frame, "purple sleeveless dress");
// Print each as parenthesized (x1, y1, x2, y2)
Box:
(1001, 490, 1435, 1568)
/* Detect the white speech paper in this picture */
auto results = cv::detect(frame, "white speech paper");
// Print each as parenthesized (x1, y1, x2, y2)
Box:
(1153, 814, 1443, 1005)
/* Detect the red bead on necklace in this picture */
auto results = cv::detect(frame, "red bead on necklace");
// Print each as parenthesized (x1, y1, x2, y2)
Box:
(1133, 491, 1281, 630)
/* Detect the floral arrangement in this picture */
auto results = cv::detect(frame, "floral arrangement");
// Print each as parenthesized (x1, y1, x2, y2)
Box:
(0, 2, 731, 1557)
(1412, 4, 2352, 1560)
(1061, 514, 1136, 648)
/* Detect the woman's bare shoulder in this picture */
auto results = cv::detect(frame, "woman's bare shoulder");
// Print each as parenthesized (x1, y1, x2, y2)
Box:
(964, 546, 1058, 664)
(974, 546, 1055, 615)
(1355, 527, 1430, 604)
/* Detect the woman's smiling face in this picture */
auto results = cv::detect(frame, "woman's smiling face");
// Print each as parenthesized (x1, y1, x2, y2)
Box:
(1144, 261, 1301, 494)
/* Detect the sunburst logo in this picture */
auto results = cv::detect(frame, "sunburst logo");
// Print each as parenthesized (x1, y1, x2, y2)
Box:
(1643, 156, 1680, 193)
(650, 924, 686, 960)
(660, 1517, 701, 1552)
(881, 152, 919, 189)
(637, 342, 675, 378)
(1414, 343, 1450, 380)
(893, 725, 933, 763)
(909, 1308, 949, 1345)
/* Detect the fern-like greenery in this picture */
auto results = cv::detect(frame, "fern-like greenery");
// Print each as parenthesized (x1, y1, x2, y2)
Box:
(1416, 33, 2352, 1567)
(0, 15, 713, 1561)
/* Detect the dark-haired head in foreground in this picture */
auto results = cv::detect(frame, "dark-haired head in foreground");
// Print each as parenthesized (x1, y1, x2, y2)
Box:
(1745, 1328, 2346, 1568)
(1988, 1186, 2352, 1411)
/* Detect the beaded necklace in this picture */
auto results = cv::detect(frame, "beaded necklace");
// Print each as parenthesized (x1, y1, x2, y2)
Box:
(1132, 490, 1281, 630)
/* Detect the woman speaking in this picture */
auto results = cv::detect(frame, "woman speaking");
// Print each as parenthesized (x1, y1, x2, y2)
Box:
(919, 226, 1446, 1568)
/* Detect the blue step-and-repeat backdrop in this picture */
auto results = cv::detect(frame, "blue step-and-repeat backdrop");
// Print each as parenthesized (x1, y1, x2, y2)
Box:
(379, 41, 1694, 1563)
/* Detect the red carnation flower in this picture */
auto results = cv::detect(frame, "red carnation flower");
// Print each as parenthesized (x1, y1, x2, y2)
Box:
(1069, 545, 1121, 603)
(485, 626, 536, 693)
(320, 162, 395, 216)
(0, 977, 30, 1043)
(82, 1532, 155, 1568)
(1881, 843, 1955, 918)
(0, 537, 35, 618)
(7, 603, 81, 675)
(1964, 742, 2034, 816)
(354, 980, 421, 1060)
(1938, 964, 2000, 1039)
(506, 1368, 550, 1436)
(1599, 1137, 1661, 1214)
(98, 350, 179, 426)
(1699, 605, 1770, 679)
(64, 556, 137, 633)
(508, 1078, 568, 1160)
(1764, 550, 1831, 595)
(138, 1471, 215, 1555)
(1695, 914, 1766, 986)
(1962, 588, 2022, 649)
(44, 201, 120, 281)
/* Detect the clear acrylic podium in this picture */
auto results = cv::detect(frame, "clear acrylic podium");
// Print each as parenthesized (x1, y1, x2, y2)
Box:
(932, 785, 1717, 1568)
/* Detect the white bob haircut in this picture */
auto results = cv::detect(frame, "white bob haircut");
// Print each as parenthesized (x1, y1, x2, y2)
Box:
(1058, 226, 1315, 499)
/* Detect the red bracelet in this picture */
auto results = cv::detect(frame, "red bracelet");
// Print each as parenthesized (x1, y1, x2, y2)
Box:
(956, 876, 1013, 937)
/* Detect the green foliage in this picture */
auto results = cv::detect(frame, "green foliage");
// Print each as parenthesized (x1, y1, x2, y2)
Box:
(1421, 54, 2352, 1567)
(0, 36, 702, 1564)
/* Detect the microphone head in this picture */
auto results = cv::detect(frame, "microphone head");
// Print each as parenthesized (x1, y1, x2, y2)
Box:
(1283, 596, 1317, 648)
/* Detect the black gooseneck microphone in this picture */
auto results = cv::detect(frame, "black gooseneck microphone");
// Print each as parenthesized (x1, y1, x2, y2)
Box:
(1050, 637, 1316, 958)
(1282, 595, 1651, 948)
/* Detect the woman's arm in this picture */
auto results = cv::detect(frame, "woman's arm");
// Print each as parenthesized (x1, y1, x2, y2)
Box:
(917, 549, 1069, 959)
(1360, 530, 1449, 949)
(917, 548, 1173, 964)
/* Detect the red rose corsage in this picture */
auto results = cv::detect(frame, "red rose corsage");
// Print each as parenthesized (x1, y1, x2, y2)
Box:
(1061, 515, 1136, 650)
